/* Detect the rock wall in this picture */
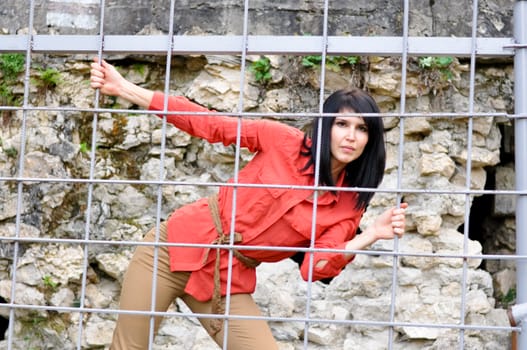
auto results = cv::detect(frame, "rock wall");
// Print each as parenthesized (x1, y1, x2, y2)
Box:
(0, 1, 519, 349)
(1, 0, 515, 37)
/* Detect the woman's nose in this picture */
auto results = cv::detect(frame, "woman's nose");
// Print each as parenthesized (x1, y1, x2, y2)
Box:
(346, 128, 356, 140)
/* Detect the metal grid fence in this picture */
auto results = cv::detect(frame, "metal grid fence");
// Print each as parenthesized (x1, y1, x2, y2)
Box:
(0, 0, 526, 349)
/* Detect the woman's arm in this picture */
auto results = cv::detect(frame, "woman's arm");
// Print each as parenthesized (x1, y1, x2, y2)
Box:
(89, 58, 292, 153)
(90, 58, 154, 108)
(312, 203, 408, 271)
(343, 202, 408, 259)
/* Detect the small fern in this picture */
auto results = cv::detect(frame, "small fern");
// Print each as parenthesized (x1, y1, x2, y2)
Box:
(250, 56, 272, 84)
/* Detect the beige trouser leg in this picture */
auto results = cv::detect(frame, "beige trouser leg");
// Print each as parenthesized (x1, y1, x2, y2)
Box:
(182, 293, 279, 350)
(110, 222, 190, 350)
(110, 222, 278, 350)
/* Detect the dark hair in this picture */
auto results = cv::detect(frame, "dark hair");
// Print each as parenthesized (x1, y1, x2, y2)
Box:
(301, 88, 386, 210)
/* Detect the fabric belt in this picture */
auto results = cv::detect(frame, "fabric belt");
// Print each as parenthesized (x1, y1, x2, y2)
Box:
(206, 193, 260, 335)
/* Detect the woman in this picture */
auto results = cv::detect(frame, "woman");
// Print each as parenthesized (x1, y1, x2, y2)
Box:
(89, 58, 407, 350)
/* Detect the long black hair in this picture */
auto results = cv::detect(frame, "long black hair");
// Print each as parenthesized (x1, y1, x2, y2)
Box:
(301, 88, 386, 210)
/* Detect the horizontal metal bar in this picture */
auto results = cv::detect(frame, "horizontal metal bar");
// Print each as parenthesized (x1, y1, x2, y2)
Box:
(0, 35, 516, 57)
(0, 175, 526, 196)
(0, 104, 519, 119)
(0, 302, 519, 333)
(503, 43, 527, 48)
(1, 235, 526, 262)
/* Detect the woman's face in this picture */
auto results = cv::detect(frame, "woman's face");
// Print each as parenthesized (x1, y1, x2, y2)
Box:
(330, 108, 369, 176)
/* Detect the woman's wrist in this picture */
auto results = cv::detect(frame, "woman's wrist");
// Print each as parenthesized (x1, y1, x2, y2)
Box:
(118, 80, 154, 109)
(344, 228, 378, 259)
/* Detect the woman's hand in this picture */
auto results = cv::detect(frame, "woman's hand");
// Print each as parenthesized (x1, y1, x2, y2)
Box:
(369, 202, 408, 241)
(90, 58, 126, 97)
(344, 203, 408, 258)
(89, 57, 154, 108)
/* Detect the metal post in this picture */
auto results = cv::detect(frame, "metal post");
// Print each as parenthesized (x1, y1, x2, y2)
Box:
(514, 1, 527, 349)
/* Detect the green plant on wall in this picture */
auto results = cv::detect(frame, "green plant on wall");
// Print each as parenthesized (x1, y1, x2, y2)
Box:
(250, 56, 272, 84)
(79, 142, 90, 154)
(4, 146, 18, 158)
(34, 67, 62, 89)
(0, 53, 25, 80)
(20, 310, 62, 350)
(42, 275, 58, 291)
(131, 63, 147, 76)
(24, 319, 46, 347)
(0, 137, 18, 159)
(0, 84, 14, 105)
(418, 56, 454, 81)
(500, 287, 516, 307)
(0, 53, 25, 109)
(302, 55, 359, 72)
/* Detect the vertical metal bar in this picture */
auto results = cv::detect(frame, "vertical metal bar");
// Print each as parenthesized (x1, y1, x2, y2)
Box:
(6, 0, 35, 349)
(514, 1, 527, 349)
(388, 0, 410, 347)
(0, 1, 520, 349)
(146, 0, 176, 348)
(222, 0, 251, 347)
(302, 0, 330, 347)
(459, 0, 480, 348)
(76, 1, 106, 348)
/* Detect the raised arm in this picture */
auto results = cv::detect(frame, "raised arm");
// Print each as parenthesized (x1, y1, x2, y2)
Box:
(90, 57, 154, 108)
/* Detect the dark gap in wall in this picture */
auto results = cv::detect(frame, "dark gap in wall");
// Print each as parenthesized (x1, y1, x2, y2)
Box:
(460, 167, 495, 263)
(460, 122, 516, 268)
(459, 123, 517, 308)
(0, 297, 9, 340)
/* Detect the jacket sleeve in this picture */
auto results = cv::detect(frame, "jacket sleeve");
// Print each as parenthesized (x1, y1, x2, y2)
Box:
(148, 92, 299, 153)
(299, 216, 362, 282)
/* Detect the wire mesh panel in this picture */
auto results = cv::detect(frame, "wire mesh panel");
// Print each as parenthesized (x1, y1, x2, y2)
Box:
(0, 0, 524, 349)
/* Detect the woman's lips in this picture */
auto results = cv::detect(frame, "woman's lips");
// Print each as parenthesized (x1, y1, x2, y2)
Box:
(341, 146, 356, 153)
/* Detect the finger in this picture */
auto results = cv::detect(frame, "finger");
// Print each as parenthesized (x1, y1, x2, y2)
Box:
(392, 221, 403, 229)
(393, 205, 407, 215)
(391, 215, 402, 224)
(396, 214, 405, 221)
(393, 211, 405, 219)
(90, 75, 104, 83)
(90, 62, 103, 70)
(90, 69, 103, 78)
(90, 81, 102, 89)
(90, 77, 104, 86)
(392, 217, 406, 228)
(90, 81, 102, 88)
(391, 212, 402, 220)
(100, 59, 110, 68)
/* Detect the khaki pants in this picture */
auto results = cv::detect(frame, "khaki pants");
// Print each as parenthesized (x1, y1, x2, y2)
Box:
(110, 222, 278, 350)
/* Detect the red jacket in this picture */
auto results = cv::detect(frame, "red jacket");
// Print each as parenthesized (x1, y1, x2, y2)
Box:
(150, 92, 363, 301)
